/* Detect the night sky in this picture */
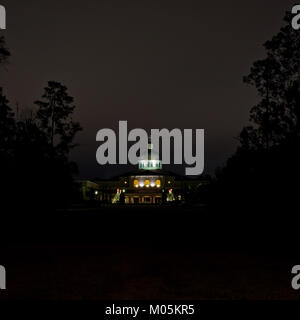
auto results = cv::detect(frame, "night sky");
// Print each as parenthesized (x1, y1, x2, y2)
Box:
(0, 0, 295, 178)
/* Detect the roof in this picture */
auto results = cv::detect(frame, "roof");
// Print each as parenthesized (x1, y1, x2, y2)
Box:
(91, 169, 209, 182)
(117, 169, 205, 181)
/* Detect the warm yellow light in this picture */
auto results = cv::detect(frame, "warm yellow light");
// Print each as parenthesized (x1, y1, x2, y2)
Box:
(134, 179, 139, 187)
(145, 179, 150, 187)
(156, 179, 161, 188)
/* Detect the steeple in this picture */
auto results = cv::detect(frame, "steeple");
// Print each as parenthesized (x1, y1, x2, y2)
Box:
(138, 138, 162, 170)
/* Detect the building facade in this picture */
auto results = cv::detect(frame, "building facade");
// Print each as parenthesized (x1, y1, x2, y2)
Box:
(78, 144, 207, 204)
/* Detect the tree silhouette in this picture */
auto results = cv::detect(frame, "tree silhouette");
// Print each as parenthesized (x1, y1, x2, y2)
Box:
(29, 81, 83, 209)
(0, 38, 83, 216)
(0, 88, 15, 157)
(0, 36, 10, 66)
(0, 37, 13, 156)
(35, 81, 82, 158)
(241, 12, 300, 150)
(218, 11, 300, 224)
(0, 89, 16, 207)
(0, 80, 83, 211)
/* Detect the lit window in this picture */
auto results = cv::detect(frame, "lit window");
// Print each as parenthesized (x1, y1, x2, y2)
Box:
(134, 179, 139, 188)
(156, 179, 161, 188)
(145, 179, 150, 187)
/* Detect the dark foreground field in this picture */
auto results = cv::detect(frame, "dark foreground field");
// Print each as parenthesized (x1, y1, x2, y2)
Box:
(0, 205, 299, 300)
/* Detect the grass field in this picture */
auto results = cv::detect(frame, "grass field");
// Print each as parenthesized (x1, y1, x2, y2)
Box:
(0, 205, 299, 300)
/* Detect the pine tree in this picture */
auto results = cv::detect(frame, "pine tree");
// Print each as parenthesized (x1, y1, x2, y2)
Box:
(0, 88, 15, 157)
(35, 81, 82, 158)
(0, 36, 10, 66)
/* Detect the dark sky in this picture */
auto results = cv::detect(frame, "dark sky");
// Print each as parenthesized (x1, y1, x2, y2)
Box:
(0, 0, 296, 178)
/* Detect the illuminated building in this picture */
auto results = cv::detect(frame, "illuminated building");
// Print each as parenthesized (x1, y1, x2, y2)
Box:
(78, 143, 207, 204)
